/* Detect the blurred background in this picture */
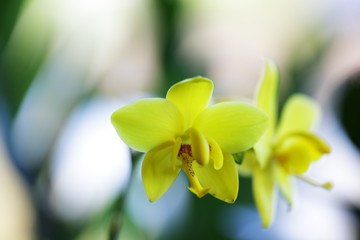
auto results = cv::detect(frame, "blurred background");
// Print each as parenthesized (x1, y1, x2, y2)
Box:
(1, 0, 360, 239)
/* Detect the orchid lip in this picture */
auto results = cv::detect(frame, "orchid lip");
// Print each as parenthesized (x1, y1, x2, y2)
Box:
(177, 143, 211, 197)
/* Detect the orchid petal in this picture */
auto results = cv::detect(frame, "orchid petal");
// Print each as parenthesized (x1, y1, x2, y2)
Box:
(254, 141, 272, 169)
(194, 152, 238, 203)
(273, 164, 292, 205)
(111, 98, 184, 152)
(166, 77, 213, 128)
(142, 142, 181, 202)
(256, 58, 279, 131)
(237, 150, 258, 177)
(276, 94, 320, 139)
(193, 102, 268, 153)
(276, 132, 330, 174)
(254, 59, 279, 168)
(253, 166, 276, 228)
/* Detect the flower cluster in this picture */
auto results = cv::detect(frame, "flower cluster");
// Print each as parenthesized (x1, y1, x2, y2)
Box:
(238, 59, 331, 227)
(111, 77, 268, 203)
(111, 59, 331, 227)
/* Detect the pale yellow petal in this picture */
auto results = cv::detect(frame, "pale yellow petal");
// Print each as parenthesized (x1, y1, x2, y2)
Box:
(276, 138, 312, 174)
(237, 150, 259, 177)
(142, 142, 181, 202)
(207, 137, 223, 170)
(290, 132, 330, 155)
(276, 94, 320, 139)
(194, 152, 239, 203)
(276, 132, 330, 174)
(254, 59, 279, 168)
(273, 164, 292, 205)
(256, 58, 279, 139)
(111, 98, 185, 152)
(253, 166, 276, 228)
(188, 127, 209, 166)
(193, 102, 268, 153)
(253, 141, 272, 169)
(166, 77, 213, 128)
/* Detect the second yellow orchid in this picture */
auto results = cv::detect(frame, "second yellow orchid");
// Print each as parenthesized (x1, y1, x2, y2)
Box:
(112, 77, 268, 203)
(238, 59, 332, 227)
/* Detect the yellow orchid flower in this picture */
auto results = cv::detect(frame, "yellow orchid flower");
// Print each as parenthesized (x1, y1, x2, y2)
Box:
(111, 77, 268, 203)
(238, 59, 332, 227)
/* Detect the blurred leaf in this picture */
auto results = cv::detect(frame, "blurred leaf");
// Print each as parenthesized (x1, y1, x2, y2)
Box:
(0, 0, 24, 53)
(0, 0, 55, 118)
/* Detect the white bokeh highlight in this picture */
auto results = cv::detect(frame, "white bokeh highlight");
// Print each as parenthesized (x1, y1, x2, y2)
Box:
(49, 97, 131, 222)
(125, 159, 190, 238)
